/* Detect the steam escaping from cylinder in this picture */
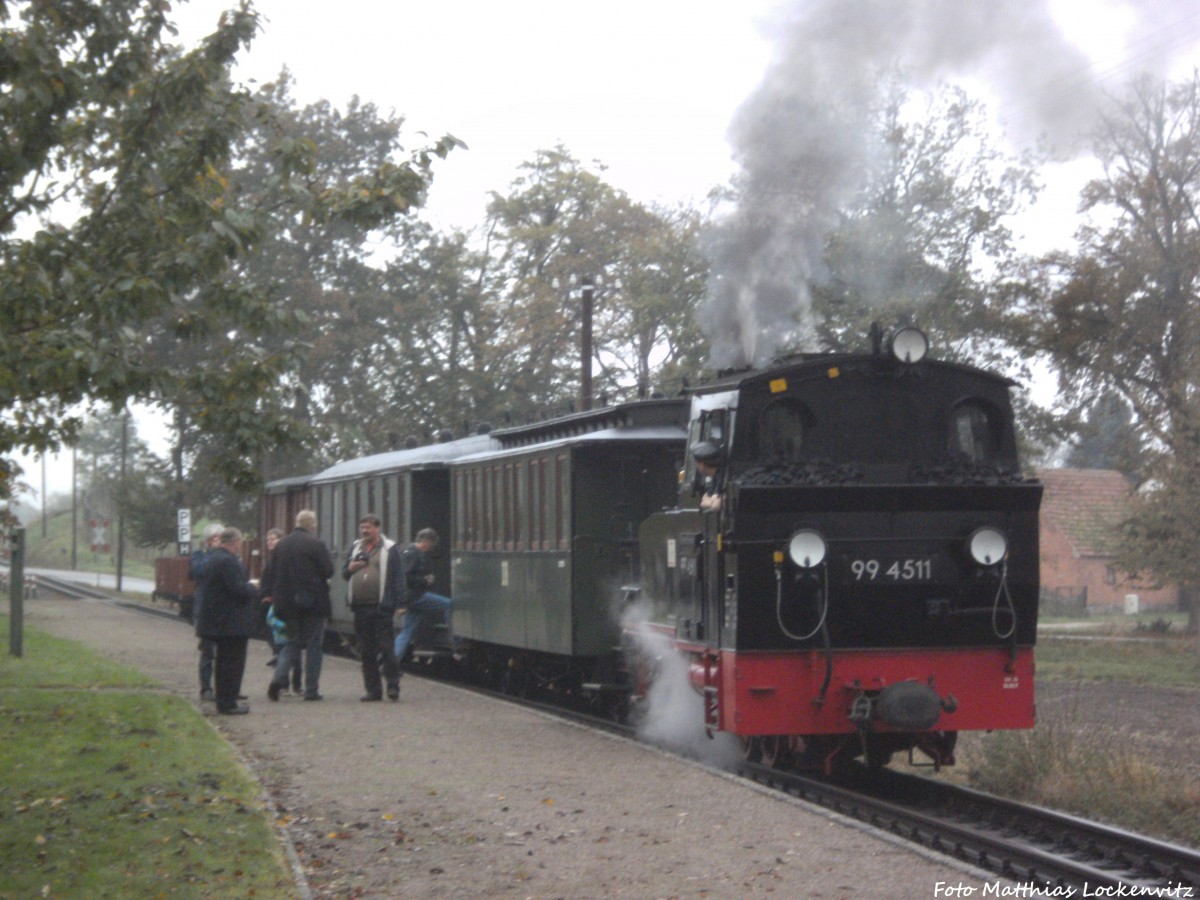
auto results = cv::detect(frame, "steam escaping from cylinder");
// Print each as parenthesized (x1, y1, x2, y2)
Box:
(701, 0, 1200, 369)
(620, 601, 742, 770)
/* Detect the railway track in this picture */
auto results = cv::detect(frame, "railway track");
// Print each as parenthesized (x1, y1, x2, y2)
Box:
(33, 576, 1200, 893)
(31, 572, 182, 621)
(742, 758, 1200, 892)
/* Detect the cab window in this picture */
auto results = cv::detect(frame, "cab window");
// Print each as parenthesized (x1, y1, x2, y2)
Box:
(948, 401, 999, 463)
(759, 399, 810, 461)
(686, 409, 728, 478)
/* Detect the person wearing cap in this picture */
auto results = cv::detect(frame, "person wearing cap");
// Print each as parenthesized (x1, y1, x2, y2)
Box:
(691, 441, 725, 513)
(388, 527, 452, 693)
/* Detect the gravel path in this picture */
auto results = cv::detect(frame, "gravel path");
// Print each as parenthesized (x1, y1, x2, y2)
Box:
(25, 595, 1002, 898)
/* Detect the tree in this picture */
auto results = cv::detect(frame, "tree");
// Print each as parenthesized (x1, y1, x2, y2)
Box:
(72, 411, 175, 549)
(1027, 74, 1200, 628)
(811, 83, 1038, 371)
(481, 146, 708, 421)
(1064, 392, 1144, 480)
(161, 77, 461, 474)
(0, 1, 460, 507)
(295, 216, 500, 459)
(588, 202, 709, 396)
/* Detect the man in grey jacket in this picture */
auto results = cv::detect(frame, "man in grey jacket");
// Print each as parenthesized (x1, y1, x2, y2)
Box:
(341, 514, 401, 702)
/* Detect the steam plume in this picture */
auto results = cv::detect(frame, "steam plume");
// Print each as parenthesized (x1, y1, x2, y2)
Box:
(622, 603, 742, 769)
(701, 0, 1200, 368)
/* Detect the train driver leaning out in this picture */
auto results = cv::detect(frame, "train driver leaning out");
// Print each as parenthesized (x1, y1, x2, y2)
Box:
(691, 441, 725, 513)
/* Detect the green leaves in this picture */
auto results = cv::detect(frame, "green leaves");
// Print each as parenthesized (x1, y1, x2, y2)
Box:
(1027, 74, 1200, 590)
(1, 1, 459, 503)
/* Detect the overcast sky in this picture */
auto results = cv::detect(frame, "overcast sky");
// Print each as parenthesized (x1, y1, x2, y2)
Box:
(15, 0, 1200, 504)
(173, 0, 783, 232)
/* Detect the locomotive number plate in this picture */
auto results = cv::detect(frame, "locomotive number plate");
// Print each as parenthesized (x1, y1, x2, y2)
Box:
(846, 557, 936, 582)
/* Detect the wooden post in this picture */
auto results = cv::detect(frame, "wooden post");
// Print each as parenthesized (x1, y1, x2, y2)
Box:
(9, 527, 24, 657)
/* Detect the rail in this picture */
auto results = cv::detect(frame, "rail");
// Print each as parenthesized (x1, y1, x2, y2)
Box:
(741, 762, 1200, 891)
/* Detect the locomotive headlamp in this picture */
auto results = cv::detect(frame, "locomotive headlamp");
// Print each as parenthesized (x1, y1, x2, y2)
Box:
(888, 326, 929, 364)
(787, 529, 827, 568)
(968, 527, 1008, 566)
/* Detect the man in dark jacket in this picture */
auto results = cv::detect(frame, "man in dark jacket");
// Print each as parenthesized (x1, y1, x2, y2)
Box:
(195, 527, 258, 714)
(389, 528, 452, 693)
(190, 523, 224, 701)
(268, 509, 334, 701)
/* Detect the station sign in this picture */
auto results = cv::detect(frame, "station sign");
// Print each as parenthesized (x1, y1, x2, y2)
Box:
(178, 509, 192, 556)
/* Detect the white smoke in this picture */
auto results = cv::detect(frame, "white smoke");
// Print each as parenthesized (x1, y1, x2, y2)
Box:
(621, 601, 743, 770)
(701, 0, 1200, 368)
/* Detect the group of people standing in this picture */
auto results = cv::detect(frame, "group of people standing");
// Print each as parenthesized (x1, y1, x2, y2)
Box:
(190, 510, 451, 714)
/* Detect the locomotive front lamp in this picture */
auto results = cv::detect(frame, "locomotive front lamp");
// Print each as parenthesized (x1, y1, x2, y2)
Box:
(787, 529, 827, 568)
(968, 527, 1007, 566)
(888, 326, 929, 364)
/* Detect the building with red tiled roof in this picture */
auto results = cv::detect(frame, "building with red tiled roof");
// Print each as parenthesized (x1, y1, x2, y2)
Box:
(1037, 468, 1179, 614)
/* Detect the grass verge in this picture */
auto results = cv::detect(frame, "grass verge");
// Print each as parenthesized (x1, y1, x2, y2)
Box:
(957, 701, 1200, 847)
(0, 617, 295, 898)
(947, 632, 1200, 847)
(1036, 634, 1200, 689)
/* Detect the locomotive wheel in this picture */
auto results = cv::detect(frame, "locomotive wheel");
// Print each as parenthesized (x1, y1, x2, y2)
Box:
(739, 735, 762, 763)
(759, 735, 787, 769)
(862, 735, 894, 769)
(915, 730, 959, 767)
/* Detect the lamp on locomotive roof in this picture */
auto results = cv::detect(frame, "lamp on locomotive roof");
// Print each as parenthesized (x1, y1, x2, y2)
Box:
(887, 325, 929, 364)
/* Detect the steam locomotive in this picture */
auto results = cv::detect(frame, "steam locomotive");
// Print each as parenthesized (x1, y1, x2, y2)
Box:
(259, 325, 1041, 771)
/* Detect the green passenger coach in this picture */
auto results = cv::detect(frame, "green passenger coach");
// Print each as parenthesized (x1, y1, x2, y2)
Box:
(449, 399, 687, 663)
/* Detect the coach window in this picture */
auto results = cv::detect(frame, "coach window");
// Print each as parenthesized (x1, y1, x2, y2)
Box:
(948, 400, 1000, 464)
(482, 468, 492, 554)
(508, 468, 523, 554)
(539, 458, 550, 551)
(759, 399, 810, 461)
(505, 463, 517, 551)
(504, 463, 514, 551)
(520, 464, 527, 550)
(468, 472, 482, 549)
(480, 467, 490, 550)
(314, 486, 330, 538)
(333, 484, 343, 541)
(475, 468, 483, 549)
(556, 453, 569, 551)
(490, 465, 501, 551)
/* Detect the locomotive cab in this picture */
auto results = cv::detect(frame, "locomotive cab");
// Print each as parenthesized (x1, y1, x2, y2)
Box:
(639, 327, 1042, 771)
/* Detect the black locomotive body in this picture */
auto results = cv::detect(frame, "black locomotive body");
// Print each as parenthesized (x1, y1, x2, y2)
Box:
(638, 328, 1042, 769)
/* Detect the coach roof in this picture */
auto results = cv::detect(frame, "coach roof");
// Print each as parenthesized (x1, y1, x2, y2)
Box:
(308, 432, 497, 485)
